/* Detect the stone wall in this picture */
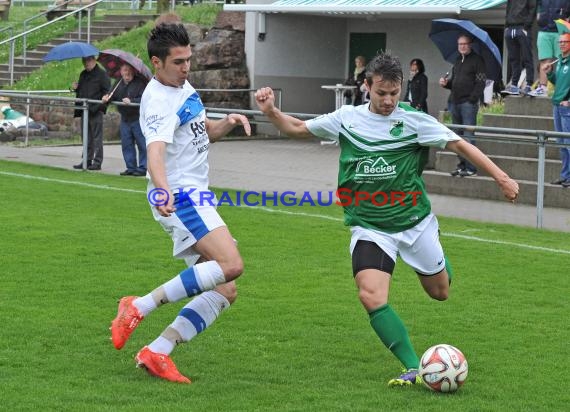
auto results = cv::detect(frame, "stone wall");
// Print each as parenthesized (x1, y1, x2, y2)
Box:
(9, 99, 120, 142)
(4, 11, 249, 142)
(189, 11, 250, 110)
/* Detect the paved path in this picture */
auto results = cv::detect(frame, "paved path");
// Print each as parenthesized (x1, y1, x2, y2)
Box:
(1, 139, 569, 232)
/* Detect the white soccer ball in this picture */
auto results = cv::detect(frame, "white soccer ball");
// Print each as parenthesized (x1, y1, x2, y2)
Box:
(419, 344, 468, 393)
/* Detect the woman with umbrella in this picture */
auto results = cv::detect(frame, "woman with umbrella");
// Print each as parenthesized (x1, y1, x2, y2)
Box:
(102, 63, 148, 176)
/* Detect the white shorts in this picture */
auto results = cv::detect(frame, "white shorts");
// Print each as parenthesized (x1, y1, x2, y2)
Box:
(151, 195, 226, 264)
(349, 213, 445, 275)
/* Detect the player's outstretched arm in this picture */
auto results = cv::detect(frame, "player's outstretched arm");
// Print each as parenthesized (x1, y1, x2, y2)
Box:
(147, 141, 176, 217)
(206, 113, 251, 142)
(446, 139, 519, 202)
(255, 87, 314, 139)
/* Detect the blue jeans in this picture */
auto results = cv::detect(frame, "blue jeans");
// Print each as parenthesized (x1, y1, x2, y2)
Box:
(120, 119, 146, 172)
(449, 101, 478, 172)
(552, 105, 570, 181)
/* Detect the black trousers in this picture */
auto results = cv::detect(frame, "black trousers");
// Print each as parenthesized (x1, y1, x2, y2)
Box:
(83, 111, 104, 166)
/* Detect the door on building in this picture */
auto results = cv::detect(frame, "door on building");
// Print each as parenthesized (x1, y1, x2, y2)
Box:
(479, 25, 506, 92)
(348, 33, 387, 76)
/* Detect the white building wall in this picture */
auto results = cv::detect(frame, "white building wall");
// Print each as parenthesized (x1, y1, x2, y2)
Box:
(241, 5, 508, 119)
(247, 14, 455, 116)
(248, 14, 348, 114)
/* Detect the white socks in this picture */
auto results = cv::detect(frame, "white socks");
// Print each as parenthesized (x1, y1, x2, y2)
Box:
(148, 290, 230, 355)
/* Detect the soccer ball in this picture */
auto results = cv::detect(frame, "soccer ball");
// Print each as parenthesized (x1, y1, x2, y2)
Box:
(419, 344, 468, 393)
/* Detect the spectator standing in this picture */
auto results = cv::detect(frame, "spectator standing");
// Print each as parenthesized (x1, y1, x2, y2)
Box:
(344, 56, 367, 105)
(102, 64, 147, 176)
(72, 56, 111, 171)
(529, 0, 570, 97)
(545, 31, 570, 186)
(403, 58, 428, 113)
(502, 0, 538, 95)
(439, 34, 486, 177)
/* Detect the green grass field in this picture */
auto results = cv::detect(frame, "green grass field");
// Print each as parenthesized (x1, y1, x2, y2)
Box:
(0, 160, 568, 411)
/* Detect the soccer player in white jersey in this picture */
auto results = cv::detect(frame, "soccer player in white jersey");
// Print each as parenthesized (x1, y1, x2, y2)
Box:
(110, 23, 251, 383)
(255, 53, 519, 387)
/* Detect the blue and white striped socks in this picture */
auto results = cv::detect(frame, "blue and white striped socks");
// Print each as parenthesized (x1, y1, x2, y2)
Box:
(133, 261, 226, 316)
(148, 290, 230, 355)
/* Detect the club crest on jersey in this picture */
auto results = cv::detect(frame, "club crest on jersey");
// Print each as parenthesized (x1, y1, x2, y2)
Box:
(355, 156, 396, 180)
(390, 120, 404, 137)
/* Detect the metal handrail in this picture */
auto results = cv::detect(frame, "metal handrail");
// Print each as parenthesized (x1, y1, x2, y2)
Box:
(440, 123, 568, 229)
(1, 90, 566, 228)
(0, 89, 284, 163)
(445, 123, 570, 140)
(0, 0, 104, 85)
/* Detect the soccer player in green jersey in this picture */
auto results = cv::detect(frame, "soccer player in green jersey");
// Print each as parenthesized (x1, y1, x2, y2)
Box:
(255, 52, 519, 386)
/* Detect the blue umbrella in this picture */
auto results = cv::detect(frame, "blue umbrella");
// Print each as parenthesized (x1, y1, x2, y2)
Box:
(429, 19, 502, 82)
(43, 42, 99, 62)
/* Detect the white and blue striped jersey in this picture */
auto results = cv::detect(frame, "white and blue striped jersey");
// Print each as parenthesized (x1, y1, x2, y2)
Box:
(140, 78, 209, 193)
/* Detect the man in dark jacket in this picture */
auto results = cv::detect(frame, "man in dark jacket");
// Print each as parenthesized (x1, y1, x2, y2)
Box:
(72, 55, 111, 170)
(102, 64, 147, 176)
(502, 0, 538, 95)
(439, 34, 486, 177)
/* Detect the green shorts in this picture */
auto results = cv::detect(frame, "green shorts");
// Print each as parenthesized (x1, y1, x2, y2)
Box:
(537, 31, 560, 60)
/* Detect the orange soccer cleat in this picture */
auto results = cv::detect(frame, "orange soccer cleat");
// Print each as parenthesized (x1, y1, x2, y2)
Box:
(135, 346, 191, 384)
(110, 296, 144, 350)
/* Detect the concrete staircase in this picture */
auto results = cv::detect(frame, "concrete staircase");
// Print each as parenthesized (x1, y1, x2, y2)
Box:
(0, 14, 156, 86)
(426, 96, 570, 208)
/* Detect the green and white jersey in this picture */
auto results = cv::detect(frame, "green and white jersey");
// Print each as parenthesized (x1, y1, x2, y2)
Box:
(306, 103, 460, 233)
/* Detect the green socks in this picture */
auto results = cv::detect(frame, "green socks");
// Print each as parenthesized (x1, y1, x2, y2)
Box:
(369, 304, 419, 369)
(445, 256, 453, 285)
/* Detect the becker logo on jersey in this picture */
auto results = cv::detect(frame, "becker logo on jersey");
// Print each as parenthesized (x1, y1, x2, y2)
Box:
(355, 157, 396, 181)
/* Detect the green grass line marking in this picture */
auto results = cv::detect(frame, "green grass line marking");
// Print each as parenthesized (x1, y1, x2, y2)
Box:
(2, 170, 569, 255)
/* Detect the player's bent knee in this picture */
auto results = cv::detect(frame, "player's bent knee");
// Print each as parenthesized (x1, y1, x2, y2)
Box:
(358, 288, 387, 310)
(427, 286, 449, 301)
(424, 282, 449, 301)
(220, 257, 244, 281)
(215, 282, 238, 304)
(418, 270, 449, 301)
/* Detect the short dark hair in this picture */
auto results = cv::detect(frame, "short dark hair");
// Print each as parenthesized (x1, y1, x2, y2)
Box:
(147, 23, 190, 62)
(365, 52, 403, 85)
(458, 34, 473, 43)
(410, 58, 425, 74)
